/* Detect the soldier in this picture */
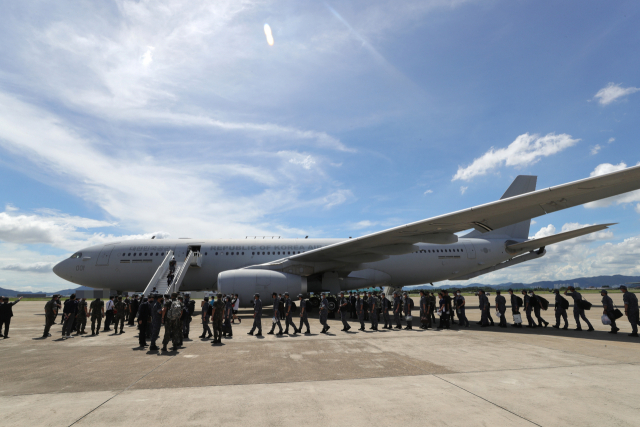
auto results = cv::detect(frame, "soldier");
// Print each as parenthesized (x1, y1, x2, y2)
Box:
(530, 290, 549, 327)
(0, 296, 22, 338)
(319, 293, 330, 333)
(495, 290, 507, 328)
(419, 290, 428, 329)
(551, 289, 569, 330)
(278, 293, 285, 320)
(89, 297, 104, 336)
(74, 297, 88, 335)
(169, 256, 176, 274)
(339, 291, 351, 332)
(103, 295, 115, 332)
(177, 296, 187, 344)
(564, 286, 594, 331)
(455, 290, 469, 327)
(248, 293, 263, 336)
(429, 292, 437, 324)
(61, 294, 78, 338)
(381, 293, 391, 329)
(283, 292, 299, 334)
(508, 289, 522, 328)
(200, 297, 213, 339)
(210, 294, 225, 343)
(124, 295, 130, 323)
(128, 294, 139, 327)
(369, 292, 378, 331)
(149, 295, 163, 351)
(223, 295, 234, 338)
(42, 295, 58, 338)
(449, 291, 457, 326)
(402, 292, 413, 330)
(478, 290, 490, 327)
(137, 296, 151, 347)
(620, 285, 639, 337)
(356, 293, 365, 331)
(161, 292, 183, 352)
(436, 291, 448, 329)
(268, 292, 284, 336)
(114, 296, 126, 334)
(298, 294, 310, 334)
(393, 292, 402, 329)
(522, 290, 536, 328)
(349, 292, 357, 319)
(600, 290, 619, 334)
(363, 293, 369, 322)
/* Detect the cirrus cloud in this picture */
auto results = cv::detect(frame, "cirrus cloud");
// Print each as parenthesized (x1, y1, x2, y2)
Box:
(594, 83, 640, 106)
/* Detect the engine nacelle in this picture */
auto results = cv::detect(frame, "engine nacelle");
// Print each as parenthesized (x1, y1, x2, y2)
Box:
(217, 269, 307, 307)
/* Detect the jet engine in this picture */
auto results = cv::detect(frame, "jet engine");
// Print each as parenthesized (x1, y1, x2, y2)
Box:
(217, 269, 307, 307)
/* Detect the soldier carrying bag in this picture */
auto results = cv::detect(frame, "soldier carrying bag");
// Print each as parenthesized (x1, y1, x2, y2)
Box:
(579, 300, 592, 310)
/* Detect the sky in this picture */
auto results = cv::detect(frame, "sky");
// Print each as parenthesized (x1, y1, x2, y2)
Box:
(1, 0, 639, 291)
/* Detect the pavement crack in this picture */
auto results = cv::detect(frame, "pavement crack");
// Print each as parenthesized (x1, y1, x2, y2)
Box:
(433, 374, 543, 426)
(68, 354, 177, 426)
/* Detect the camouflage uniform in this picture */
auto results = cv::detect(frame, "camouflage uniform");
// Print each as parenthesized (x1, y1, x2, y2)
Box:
(114, 300, 126, 333)
(43, 298, 58, 337)
(211, 299, 225, 343)
(89, 299, 104, 335)
(75, 299, 88, 334)
(162, 299, 183, 350)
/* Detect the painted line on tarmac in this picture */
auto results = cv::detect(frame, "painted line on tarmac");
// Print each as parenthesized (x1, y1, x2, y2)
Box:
(68, 353, 177, 426)
(433, 374, 543, 426)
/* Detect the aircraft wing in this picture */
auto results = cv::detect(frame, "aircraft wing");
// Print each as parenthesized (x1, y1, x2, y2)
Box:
(247, 164, 640, 271)
(505, 223, 615, 254)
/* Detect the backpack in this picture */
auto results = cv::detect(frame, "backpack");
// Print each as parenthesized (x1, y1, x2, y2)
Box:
(558, 296, 569, 310)
(579, 300, 592, 311)
(375, 298, 381, 310)
(168, 300, 183, 320)
(291, 301, 297, 312)
(188, 300, 196, 315)
(516, 296, 523, 308)
(206, 304, 213, 316)
(538, 296, 549, 311)
(410, 299, 415, 309)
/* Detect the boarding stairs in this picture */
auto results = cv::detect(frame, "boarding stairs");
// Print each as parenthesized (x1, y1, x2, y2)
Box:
(143, 249, 204, 297)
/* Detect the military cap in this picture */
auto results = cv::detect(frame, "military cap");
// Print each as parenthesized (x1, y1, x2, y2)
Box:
(508, 288, 514, 292)
(142, 297, 148, 302)
(254, 293, 260, 298)
(553, 289, 559, 293)
(217, 293, 222, 298)
(284, 292, 289, 296)
(601, 289, 608, 295)
(620, 285, 628, 290)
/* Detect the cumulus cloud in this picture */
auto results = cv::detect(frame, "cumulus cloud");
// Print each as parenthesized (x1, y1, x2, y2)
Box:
(452, 133, 579, 181)
(585, 162, 640, 208)
(1, 262, 55, 274)
(594, 83, 640, 105)
(590, 144, 601, 155)
(288, 154, 316, 170)
(608, 137, 615, 144)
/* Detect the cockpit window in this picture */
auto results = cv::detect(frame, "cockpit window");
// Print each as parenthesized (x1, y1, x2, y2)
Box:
(70, 252, 82, 259)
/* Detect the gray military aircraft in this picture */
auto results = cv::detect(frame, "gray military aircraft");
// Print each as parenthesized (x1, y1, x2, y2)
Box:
(53, 165, 640, 307)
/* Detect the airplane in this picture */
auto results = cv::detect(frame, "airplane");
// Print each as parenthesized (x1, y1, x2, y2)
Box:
(53, 164, 640, 309)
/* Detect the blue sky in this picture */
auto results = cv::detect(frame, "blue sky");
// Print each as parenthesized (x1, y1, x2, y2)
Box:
(1, 0, 639, 291)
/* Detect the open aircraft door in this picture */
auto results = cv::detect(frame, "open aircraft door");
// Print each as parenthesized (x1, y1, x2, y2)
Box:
(96, 245, 115, 266)
(464, 243, 476, 259)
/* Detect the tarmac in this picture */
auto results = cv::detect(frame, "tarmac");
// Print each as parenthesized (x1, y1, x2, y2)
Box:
(1, 293, 639, 427)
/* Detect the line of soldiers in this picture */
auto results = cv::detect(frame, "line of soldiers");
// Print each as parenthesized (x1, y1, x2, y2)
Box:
(36, 285, 640, 346)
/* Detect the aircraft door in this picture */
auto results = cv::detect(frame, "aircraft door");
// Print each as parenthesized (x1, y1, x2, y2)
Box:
(96, 246, 115, 266)
(464, 243, 476, 259)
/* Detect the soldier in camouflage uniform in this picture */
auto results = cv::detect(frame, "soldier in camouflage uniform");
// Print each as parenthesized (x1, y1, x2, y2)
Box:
(162, 293, 183, 352)
(114, 296, 126, 334)
(75, 297, 88, 335)
(89, 297, 104, 336)
(42, 295, 59, 338)
(211, 294, 225, 344)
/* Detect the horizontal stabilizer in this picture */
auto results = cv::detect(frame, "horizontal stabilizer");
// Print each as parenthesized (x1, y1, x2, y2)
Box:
(506, 223, 615, 253)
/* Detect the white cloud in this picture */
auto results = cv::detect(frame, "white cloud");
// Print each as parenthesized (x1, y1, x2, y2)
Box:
(460, 186, 468, 195)
(324, 189, 353, 208)
(140, 46, 154, 67)
(424, 189, 433, 195)
(532, 224, 556, 239)
(452, 133, 579, 181)
(608, 137, 615, 144)
(594, 83, 640, 106)
(1, 262, 55, 274)
(288, 154, 316, 170)
(585, 162, 640, 208)
(590, 144, 601, 155)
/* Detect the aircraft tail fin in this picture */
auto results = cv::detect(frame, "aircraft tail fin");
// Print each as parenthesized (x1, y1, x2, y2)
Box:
(463, 175, 537, 240)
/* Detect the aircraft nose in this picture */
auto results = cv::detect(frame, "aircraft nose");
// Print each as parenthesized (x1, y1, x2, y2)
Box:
(53, 260, 66, 279)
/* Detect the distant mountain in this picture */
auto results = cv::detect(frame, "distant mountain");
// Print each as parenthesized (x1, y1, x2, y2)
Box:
(0, 285, 93, 297)
(408, 275, 640, 290)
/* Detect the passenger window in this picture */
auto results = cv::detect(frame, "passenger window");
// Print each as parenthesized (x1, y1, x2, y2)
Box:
(226, 252, 229, 255)
(161, 252, 164, 256)
(215, 252, 218, 255)
(205, 252, 207, 256)
(252, 252, 255, 255)
(128, 253, 131, 256)
(242, 252, 244, 255)
(262, 252, 265, 255)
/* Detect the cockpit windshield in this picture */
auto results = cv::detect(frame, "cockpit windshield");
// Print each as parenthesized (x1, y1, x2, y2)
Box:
(70, 252, 82, 259)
